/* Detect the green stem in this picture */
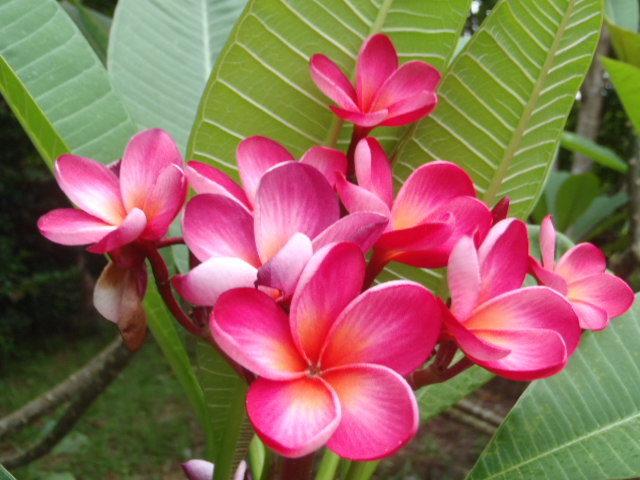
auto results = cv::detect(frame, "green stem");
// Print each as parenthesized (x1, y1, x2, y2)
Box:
(315, 450, 340, 480)
(345, 460, 380, 480)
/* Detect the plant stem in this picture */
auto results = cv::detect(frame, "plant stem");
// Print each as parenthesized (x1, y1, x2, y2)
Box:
(315, 450, 340, 480)
(155, 236, 185, 248)
(278, 453, 315, 480)
(407, 357, 474, 390)
(363, 249, 388, 290)
(345, 460, 380, 480)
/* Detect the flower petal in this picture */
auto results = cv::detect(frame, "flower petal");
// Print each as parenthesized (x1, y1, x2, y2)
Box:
(173, 257, 258, 307)
(540, 215, 556, 270)
(55, 154, 125, 225)
(312, 212, 388, 253)
(568, 273, 634, 319)
(186, 161, 250, 209)
(212, 288, 307, 379)
(299, 146, 348, 187)
(181, 459, 214, 480)
(310, 54, 358, 111)
(38, 209, 116, 246)
(448, 237, 481, 321)
(356, 34, 398, 111)
(374, 221, 453, 268)
(254, 163, 339, 263)
(93, 261, 128, 323)
(321, 281, 440, 374)
(354, 138, 394, 208)
(555, 242, 606, 282)
(571, 300, 609, 331)
(328, 106, 389, 127)
(381, 90, 438, 127)
(87, 208, 147, 254)
(141, 164, 187, 240)
(247, 377, 340, 458)
(529, 259, 569, 295)
(373, 60, 440, 111)
(336, 175, 391, 218)
(324, 364, 418, 461)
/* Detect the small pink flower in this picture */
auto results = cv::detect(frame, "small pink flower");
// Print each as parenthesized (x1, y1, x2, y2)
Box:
(443, 219, 582, 381)
(38, 129, 187, 254)
(211, 243, 442, 460)
(530, 216, 634, 330)
(310, 34, 441, 130)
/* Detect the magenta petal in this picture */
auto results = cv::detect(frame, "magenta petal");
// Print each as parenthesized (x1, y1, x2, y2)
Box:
(87, 208, 147, 254)
(55, 154, 125, 225)
(247, 377, 340, 458)
(186, 161, 250, 209)
(237, 136, 295, 206)
(120, 129, 183, 212)
(212, 288, 307, 379)
(373, 61, 441, 111)
(321, 281, 440, 375)
(354, 138, 394, 208)
(324, 364, 418, 461)
(312, 212, 388, 253)
(571, 300, 609, 330)
(568, 273, 634, 319)
(440, 196, 492, 253)
(141, 164, 187, 240)
(539, 215, 557, 270)
(182, 194, 260, 266)
(356, 34, 398, 111)
(530, 260, 569, 295)
(329, 106, 389, 127)
(555, 243, 606, 283)
(448, 237, 481, 321)
(38, 209, 116, 246)
(381, 90, 438, 127)
(172, 257, 258, 307)
(310, 54, 358, 110)
(299, 146, 348, 187)
(181, 459, 214, 480)
(256, 233, 313, 300)
(254, 163, 339, 263)
(290, 243, 365, 364)
(374, 221, 453, 268)
(336, 175, 391, 218)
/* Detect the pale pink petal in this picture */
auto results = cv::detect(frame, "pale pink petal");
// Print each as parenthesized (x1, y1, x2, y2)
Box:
(372, 61, 441, 111)
(356, 34, 398, 111)
(354, 138, 393, 208)
(290, 243, 365, 364)
(38, 209, 116, 246)
(381, 90, 438, 127)
(212, 288, 307, 379)
(256, 233, 313, 300)
(120, 129, 183, 212)
(374, 221, 453, 268)
(254, 163, 339, 263)
(247, 377, 340, 458)
(55, 154, 125, 225)
(93, 261, 128, 323)
(185, 161, 250, 209)
(555, 243, 607, 282)
(568, 273, 634, 319)
(571, 300, 609, 330)
(329, 106, 388, 127)
(540, 215, 557, 270)
(141, 164, 187, 240)
(448, 237, 481, 321)
(312, 212, 388, 253)
(300, 146, 348, 187)
(324, 365, 418, 461)
(530, 260, 569, 295)
(181, 459, 214, 480)
(88, 208, 147, 254)
(391, 162, 476, 230)
(336, 175, 391, 219)
(321, 281, 440, 374)
(182, 194, 260, 266)
(310, 54, 358, 110)
(172, 257, 257, 307)
(237, 136, 295, 206)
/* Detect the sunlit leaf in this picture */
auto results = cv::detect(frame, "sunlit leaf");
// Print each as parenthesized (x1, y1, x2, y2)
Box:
(601, 56, 640, 135)
(605, 0, 639, 32)
(560, 131, 627, 172)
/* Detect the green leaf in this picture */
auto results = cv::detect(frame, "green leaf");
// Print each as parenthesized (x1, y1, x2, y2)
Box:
(569, 191, 629, 240)
(188, 0, 471, 173)
(467, 296, 640, 480)
(606, 18, 640, 66)
(397, 0, 604, 219)
(61, 0, 112, 65)
(605, 0, 639, 32)
(0, 465, 17, 480)
(0, 0, 137, 167)
(554, 172, 601, 231)
(108, 0, 248, 153)
(601, 56, 640, 136)
(560, 131, 627, 172)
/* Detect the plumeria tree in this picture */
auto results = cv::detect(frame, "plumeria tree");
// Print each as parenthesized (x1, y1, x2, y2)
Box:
(2, 1, 640, 479)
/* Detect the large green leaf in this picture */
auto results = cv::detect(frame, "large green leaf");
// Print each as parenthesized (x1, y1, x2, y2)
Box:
(188, 0, 471, 172)
(0, 0, 137, 168)
(601, 57, 640, 135)
(0, 465, 17, 480)
(109, 0, 247, 153)
(605, 0, 639, 32)
(397, 0, 603, 219)
(606, 19, 640, 66)
(560, 131, 627, 172)
(61, 0, 112, 65)
(554, 172, 600, 231)
(467, 296, 640, 480)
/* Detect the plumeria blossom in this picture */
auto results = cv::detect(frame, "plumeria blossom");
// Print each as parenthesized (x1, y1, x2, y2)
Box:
(310, 34, 441, 132)
(211, 242, 441, 460)
(530, 216, 634, 330)
(336, 137, 492, 272)
(443, 219, 582, 381)
(174, 161, 388, 306)
(181, 459, 246, 480)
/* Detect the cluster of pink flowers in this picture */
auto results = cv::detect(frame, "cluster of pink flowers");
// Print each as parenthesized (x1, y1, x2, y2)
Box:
(38, 34, 634, 463)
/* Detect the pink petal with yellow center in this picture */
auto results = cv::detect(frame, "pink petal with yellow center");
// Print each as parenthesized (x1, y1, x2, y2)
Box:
(321, 281, 440, 375)
(323, 364, 418, 461)
(120, 129, 183, 212)
(212, 288, 307, 379)
(336, 175, 391, 219)
(300, 146, 348, 188)
(141, 164, 187, 240)
(237, 136, 295, 205)
(571, 300, 609, 330)
(172, 257, 257, 307)
(290, 243, 365, 364)
(55, 154, 125, 225)
(356, 34, 397, 111)
(87, 208, 147, 254)
(448, 237, 482, 321)
(38, 209, 116, 246)
(555, 243, 606, 282)
(568, 273, 634, 319)
(328, 106, 389, 127)
(247, 377, 340, 458)
(182, 194, 259, 266)
(372, 61, 441, 111)
(540, 215, 556, 270)
(354, 138, 393, 208)
(381, 90, 438, 127)
(185, 161, 250, 209)
(254, 163, 339, 263)
(312, 212, 388, 253)
(310, 54, 358, 111)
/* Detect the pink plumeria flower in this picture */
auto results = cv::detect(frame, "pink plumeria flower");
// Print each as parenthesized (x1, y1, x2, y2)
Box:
(337, 137, 492, 272)
(211, 242, 441, 460)
(173, 162, 388, 306)
(443, 219, 582, 381)
(530, 216, 634, 330)
(186, 135, 348, 210)
(181, 459, 246, 480)
(310, 34, 441, 132)
(38, 129, 187, 254)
